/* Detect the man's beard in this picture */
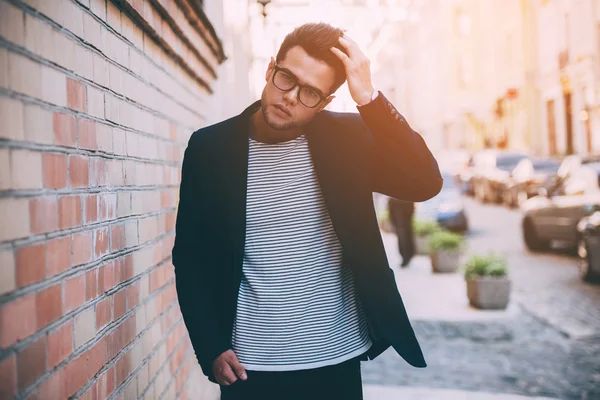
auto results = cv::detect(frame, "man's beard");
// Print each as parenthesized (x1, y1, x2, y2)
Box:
(261, 106, 296, 130)
(261, 90, 301, 130)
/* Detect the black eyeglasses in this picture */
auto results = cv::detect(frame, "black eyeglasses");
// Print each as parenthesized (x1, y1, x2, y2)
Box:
(272, 65, 328, 108)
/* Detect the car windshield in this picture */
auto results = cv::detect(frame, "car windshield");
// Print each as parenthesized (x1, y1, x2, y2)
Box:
(533, 159, 560, 172)
(497, 154, 527, 167)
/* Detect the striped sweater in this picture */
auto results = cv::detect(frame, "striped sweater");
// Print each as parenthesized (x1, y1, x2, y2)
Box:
(230, 134, 372, 371)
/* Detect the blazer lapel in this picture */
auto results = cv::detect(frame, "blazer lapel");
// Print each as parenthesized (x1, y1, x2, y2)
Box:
(306, 112, 351, 250)
(225, 102, 259, 283)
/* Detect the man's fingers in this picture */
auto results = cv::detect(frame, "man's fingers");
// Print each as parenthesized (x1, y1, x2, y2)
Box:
(228, 355, 248, 380)
(338, 36, 359, 57)
(330, 47, 350, 67)
(220, 365, 239, 385)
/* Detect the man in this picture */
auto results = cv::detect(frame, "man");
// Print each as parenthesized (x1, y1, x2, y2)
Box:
(172, 23, 442, 400)
(388, 198, 416, 267)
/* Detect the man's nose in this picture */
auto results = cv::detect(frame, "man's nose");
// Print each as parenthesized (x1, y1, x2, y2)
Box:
(283, 86, 300, 105)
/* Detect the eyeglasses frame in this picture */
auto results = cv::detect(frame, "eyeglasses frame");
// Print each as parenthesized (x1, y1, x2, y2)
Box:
(271, 65, 329, 108)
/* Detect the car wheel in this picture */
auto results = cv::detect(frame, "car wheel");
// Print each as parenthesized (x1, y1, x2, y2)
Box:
(523, 218, 549, 252)
(579, 238, 600, 282)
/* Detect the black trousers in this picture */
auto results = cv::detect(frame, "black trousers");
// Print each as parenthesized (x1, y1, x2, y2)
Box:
(388, 199, 415, 263)
(219, 356, 363, 400)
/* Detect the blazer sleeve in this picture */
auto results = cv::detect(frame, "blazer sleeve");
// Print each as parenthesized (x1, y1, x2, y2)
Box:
(356, 91, 443, 201)
(172, 133, 231, 382)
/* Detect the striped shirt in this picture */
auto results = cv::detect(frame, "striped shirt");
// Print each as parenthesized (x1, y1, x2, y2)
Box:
(231, 134, 372, 371)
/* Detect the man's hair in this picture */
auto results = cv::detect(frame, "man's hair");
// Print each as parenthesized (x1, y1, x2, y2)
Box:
(276, 23, 348, 94)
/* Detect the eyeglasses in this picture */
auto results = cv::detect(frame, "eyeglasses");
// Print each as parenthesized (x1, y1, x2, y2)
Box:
(272, 65, 328, 108)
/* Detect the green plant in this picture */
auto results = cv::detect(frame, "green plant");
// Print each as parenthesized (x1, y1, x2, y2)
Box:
(378, 208, 390, 224)
(463, 253, 508, 279)
(413, 219, 441, 237)
(429, 230, 464, 251)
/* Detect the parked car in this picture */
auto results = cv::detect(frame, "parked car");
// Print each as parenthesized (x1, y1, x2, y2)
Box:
(415, 172, 468, 232)
(472, 151, 529, 203)
(501, 157, 561, 208)
(521, 162, 600, 252)
(577, 209, 600, 282)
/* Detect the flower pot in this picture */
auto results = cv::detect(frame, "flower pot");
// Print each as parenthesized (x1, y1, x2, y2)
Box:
(415, 236, 430, 255)
(379, 218, 394, 234)
(466, 276, 511, 310)
(430, 249, 460, 273)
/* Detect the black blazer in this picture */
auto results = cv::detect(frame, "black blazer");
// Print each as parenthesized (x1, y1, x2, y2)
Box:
(172, 92, 443, 383)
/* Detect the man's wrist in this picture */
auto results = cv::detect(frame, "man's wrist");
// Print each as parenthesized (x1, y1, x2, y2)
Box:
(356, 88, 378, 106)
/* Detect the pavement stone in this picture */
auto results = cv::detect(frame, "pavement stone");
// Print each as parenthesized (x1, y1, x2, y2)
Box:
(364, 385, 559, 400)
(365, 195, 600, 400)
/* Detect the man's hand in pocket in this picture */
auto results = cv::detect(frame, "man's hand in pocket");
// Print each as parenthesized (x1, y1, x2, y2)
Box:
(212, 349, 248, 385)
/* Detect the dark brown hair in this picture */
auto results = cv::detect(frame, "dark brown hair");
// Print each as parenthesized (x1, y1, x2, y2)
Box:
(276, 23, 348, 94)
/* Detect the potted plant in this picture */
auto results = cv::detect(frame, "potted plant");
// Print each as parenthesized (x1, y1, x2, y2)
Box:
(464, 253, 511, 310)
(413, 219, 441, 255)
(429, 230, 465, 273)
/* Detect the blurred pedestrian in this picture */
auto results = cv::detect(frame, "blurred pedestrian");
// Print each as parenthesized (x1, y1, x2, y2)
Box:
(388, 198, 416, 267)
(172, 22, 442, 400)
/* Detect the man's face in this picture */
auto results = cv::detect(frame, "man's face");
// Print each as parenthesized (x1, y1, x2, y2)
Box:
(261, 46, 336, 130)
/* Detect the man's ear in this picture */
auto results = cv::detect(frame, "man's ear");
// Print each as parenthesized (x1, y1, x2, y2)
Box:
(265, 57, 275, 82)
(318, 95, 335, 112)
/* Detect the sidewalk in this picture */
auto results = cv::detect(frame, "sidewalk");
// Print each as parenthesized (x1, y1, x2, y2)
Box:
(361, 233, 562, 399)
(364, 385, 558, 399)
(381, 231, 520, 322)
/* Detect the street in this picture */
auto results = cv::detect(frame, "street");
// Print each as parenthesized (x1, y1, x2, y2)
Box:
(363, 197, 600, 400)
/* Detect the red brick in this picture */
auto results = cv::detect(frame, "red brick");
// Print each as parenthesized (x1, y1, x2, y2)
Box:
(106, 366, 115, 397)
(86, 268, 98, 301)
(110, 223, 125, 252)
(38, 369, 68, 400)
(78, 119, 97, 150)
(90, 157, 107, 187)
(86, 338, 106, 379)
(118, 254, 133, 282)
(0, 354, 16, 399)
(67, 78, 86, 112)
(99, 193, 116, 221)
(47, 320, 73, 368)
(98, 261, 115, 293)
(115, 351, 131, 387)
(165, 212, 176, 232)
(16, 243, 46, 287)
(64, 274, 85, 313)
(69, 155, 89, 188)
(53, 113, 76, 147)
(58, 195, 82, 229)
(71, 231, 92, 266)
(42, 153, 67, 189)
(126, 282, 139, 311)
(114, 290, 126, 320)
(29, 197, 58, 235)
(17, 336, 47, 391)
(36, 284, 62, 328)
(46, 236, 71, 277)
(0, 295, 36, 347)
(94, 228, 109, 259)
(85, 195, 99, 224)
(66, 354, 87, 397)
(80, 382, 97, 400)
(96, 297, 111, 329)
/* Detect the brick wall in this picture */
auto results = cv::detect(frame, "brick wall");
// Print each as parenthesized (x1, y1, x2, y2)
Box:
(0, 0, 225, 398)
